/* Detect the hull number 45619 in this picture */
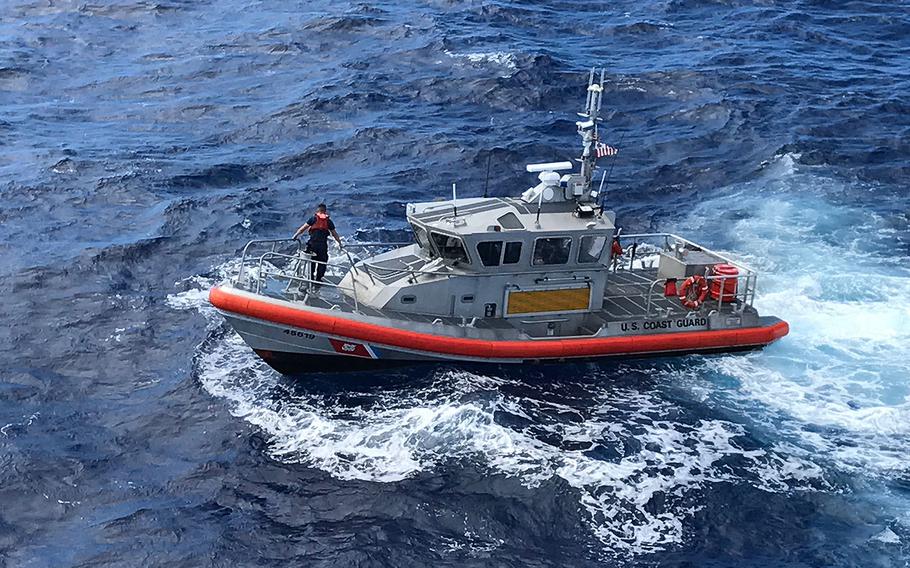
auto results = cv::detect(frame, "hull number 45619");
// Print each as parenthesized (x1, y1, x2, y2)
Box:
(283, 329, 315, 340)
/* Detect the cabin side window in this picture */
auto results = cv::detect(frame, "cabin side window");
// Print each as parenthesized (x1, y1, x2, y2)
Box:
(503, 242, 522, 264)
(430, 231, 470, 264)
(577, 235, 607, 263)
(532, 237, 572, 265)
(476, 241, 503, 267)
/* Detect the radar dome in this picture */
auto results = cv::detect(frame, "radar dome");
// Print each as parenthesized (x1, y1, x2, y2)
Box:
(538, 171, 560, 186)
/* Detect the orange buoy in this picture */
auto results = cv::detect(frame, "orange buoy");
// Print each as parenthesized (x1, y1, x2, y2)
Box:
(710, 264, 739, 303)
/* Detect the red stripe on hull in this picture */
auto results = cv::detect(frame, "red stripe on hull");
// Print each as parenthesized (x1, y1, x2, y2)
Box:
(210, 286, 789, 360)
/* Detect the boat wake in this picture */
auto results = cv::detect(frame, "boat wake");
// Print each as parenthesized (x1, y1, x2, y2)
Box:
(170, 267, 825, 555)
(676, 154, 910, 476)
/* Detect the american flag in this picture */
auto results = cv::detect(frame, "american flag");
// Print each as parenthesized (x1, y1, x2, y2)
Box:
(595, 142, 618, 158)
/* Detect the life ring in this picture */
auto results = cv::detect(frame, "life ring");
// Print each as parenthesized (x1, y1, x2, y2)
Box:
(678, 275, 709, 310)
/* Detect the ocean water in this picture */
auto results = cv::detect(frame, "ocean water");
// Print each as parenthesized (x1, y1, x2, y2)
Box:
(2, 1, 909, 566)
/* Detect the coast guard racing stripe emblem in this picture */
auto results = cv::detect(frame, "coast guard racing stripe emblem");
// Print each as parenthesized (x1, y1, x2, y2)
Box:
(328, 339, 377, 359)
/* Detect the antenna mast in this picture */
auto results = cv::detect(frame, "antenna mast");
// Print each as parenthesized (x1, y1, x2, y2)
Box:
(578, 68, 605, 196)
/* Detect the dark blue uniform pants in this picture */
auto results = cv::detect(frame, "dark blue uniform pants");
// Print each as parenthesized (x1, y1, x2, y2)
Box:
(306, 240, 329, 281)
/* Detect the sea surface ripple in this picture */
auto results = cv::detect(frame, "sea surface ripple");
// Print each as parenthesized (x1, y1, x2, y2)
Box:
(1, 1, 909, 566)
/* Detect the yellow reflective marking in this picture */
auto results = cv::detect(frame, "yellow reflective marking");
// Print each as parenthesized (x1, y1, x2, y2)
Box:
(506, 287, 591, 315)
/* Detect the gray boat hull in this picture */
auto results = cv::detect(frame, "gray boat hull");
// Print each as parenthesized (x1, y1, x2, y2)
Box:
(211, 285, 789, 375)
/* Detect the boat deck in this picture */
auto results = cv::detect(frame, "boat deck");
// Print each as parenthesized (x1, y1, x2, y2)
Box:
(253, 265, 738, 337)
(603, 268, 688, 319)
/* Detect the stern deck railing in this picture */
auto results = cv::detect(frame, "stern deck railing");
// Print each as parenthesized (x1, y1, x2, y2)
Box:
(612, 233, 757, 317)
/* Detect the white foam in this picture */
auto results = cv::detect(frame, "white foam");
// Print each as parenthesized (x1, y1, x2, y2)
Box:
(677, 160, 910, 475)
(445, 50, 517, 74)
(168, 248, 835, 555)
(871, 527, 901, 544)
(188, 328, 824, 553)
(0, 412, 40, 438)
(166, 259, 241, 318)
(759, 152, 800, 178)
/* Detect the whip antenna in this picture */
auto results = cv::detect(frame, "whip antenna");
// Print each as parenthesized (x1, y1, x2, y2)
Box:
(452, 183, 458, 217)
(482, 153, 492, 198)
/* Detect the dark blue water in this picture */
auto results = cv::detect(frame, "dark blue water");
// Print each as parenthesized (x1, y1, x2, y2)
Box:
(2, 1, 910, 565)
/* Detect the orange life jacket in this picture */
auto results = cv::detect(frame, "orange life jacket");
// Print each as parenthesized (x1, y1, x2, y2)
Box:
(310, 212, 330, 233)
(611, 239, 623, 256)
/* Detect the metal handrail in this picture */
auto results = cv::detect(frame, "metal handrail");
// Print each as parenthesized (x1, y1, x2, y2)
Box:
(236, 238, 304, 286)
(238, 238, 407, 270)
(355, 258, 599, 281)
(235, 234, 759, 319)
(255, 250, 342, 281)
(236, 233, 753, 286)
(620, 232, 756, 275)
(262, 270, 361, 312)
(343, 241, 414, 249)
(643, 272, 757, 317)
(255, 251, 362, 311)
(238, 238, 299, 271)
(239, 238, 411, 287)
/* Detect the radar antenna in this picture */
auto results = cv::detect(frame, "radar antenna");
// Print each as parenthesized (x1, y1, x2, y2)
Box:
(520, 68, 614, 207)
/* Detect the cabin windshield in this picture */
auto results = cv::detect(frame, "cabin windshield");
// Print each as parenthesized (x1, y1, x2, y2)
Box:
(503, 242, 522, 264)
(477, 241, 503, 266)
(412, 224, 435, 257)
(430, 231, 470, 264)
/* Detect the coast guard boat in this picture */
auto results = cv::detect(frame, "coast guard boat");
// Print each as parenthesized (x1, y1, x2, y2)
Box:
(210, 70, 788, 373)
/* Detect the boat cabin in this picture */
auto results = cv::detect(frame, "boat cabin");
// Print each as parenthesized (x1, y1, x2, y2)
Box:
(407, 197, 615, 273)
(339, 170, 618, 322)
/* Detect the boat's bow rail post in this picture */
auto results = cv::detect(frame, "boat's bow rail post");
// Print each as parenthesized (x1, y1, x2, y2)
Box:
(235, 239, 411, 287)
(251, 250, 362, 311)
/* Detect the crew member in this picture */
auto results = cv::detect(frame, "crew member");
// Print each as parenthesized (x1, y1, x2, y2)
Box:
(292, 203, 342, 282)
(610, 235, 624, 269)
